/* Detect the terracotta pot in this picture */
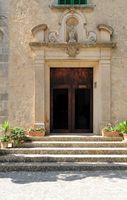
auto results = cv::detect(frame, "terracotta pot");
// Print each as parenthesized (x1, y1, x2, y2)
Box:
(0, 142, 8, 149)
(29, 131, 45, 137)
(123, 134, 127, 140)
(102, 130, 120, 137)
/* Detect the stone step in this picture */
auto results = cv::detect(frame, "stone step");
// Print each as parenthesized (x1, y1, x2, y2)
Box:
(18, 141, 127, 148)
(1, 147, 127, 155)
(0, 154, 127, 163)
(28, 136, 123, 142)
(0, 162, 127, 172)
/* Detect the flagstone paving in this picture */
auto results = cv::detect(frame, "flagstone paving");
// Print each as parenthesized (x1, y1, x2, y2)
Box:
(0, 170, 127, 200)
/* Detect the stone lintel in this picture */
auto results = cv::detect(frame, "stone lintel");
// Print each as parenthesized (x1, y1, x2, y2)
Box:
(29, 42, 116, 49)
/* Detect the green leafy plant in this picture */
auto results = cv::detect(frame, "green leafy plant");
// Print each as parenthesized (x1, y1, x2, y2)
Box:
(0, 121, 10, 135)
(0, 135, 11, 142)
(115, 121, 127, 134)
(102, 123, 118, 132)
(11, 127, 27, 144)
(29, 127, 45, 132)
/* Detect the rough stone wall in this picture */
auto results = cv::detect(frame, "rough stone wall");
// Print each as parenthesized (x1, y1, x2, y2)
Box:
(0, 0, 9, 123)
(7, 0, 127, 127)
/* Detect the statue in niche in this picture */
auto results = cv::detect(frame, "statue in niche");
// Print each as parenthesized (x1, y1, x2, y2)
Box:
(68, 25, 77, 43)
(66, 17, 78, 43)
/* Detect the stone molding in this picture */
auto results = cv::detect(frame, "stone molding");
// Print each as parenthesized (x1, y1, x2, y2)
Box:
(30, 41, 116, 49)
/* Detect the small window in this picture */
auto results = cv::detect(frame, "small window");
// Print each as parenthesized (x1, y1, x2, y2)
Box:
(58, 0, 87, 5)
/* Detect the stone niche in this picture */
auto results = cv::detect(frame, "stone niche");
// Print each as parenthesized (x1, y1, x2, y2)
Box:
(98, 24, 113, 42)
(31, 24, 48, 43)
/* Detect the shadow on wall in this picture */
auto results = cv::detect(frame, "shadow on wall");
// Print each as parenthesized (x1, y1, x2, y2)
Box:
(0, 170, 127, 184)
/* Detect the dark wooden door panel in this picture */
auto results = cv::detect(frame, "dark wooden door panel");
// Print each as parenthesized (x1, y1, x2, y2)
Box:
(50, 68, 93, 133)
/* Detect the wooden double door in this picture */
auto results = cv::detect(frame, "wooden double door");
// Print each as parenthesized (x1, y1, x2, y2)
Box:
(50, 68, 93, 133)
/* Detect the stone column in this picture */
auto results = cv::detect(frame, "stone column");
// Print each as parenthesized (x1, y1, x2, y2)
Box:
(34, 49, 45, 128)
(98, 59, 111, 131)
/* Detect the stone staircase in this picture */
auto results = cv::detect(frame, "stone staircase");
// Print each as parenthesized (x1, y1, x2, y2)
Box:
(0, 135, 127, 171)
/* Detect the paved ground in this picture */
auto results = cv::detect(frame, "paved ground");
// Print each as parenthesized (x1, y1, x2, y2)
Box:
(0, 170, 127, 200)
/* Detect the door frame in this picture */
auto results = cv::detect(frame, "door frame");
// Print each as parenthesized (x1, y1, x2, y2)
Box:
(50, 68, 93, 133)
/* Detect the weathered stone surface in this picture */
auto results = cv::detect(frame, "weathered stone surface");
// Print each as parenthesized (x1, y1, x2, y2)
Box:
(0, 0, 9, 123)
(0, 93, 8, 100)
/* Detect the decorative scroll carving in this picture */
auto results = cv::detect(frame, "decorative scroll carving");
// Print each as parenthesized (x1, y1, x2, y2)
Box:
(87, 32, 97, 44)
(48, 31, 58, 43)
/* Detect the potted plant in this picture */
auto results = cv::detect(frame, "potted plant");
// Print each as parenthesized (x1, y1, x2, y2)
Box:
(28, 127, 45, 137)
(115, 121, 127, 140)
(102, 123, 120, 137)
(11, 127, 27, 145)
(0, 121, 13, 148)
(0, 135, 11, 149)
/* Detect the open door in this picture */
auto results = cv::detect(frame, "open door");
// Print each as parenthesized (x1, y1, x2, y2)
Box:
(50, 68, 93, 133)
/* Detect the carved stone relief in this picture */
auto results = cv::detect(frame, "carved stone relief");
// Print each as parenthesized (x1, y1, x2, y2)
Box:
(85, 31, 97, 44)
(66, 43, 79, 57)
(48, 31, 58, 43)
(66, 17, 78, 43)
(31, 10, 114, 57)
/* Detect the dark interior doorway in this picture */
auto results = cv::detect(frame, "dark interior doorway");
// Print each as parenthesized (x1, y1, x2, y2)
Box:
(50, 68, 93, 133)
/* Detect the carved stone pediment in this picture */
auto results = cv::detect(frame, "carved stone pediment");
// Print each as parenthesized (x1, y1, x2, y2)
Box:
(66, 43, 79, 57)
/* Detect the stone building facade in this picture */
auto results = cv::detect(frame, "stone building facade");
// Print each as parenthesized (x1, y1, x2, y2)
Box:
(0, 0, 127, 134)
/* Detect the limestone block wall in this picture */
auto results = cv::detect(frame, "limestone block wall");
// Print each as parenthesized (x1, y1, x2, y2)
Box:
(7, 0, 127, 128)
(0, 0, 9, 123)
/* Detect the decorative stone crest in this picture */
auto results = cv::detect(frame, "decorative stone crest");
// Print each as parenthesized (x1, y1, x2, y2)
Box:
(66, 43, 79, 57)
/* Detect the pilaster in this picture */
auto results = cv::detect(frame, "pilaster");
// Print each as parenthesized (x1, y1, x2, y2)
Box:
(98, 59, 111, 130)
(34, 50, 45, 128)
